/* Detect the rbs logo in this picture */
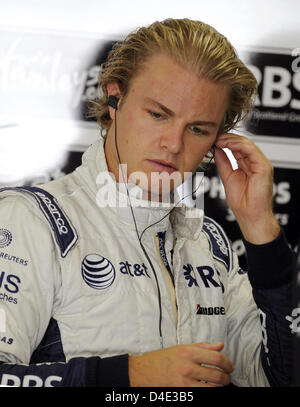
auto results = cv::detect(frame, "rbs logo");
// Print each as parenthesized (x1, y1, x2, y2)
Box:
(0, 272, 21, 294)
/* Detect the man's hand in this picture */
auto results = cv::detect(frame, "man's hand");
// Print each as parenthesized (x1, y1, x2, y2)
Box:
(128, 342, 233, 387)
(214, 133, 280, 244)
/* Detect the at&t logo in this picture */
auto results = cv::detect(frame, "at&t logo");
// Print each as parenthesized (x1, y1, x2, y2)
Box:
(81, 254, 115, 289)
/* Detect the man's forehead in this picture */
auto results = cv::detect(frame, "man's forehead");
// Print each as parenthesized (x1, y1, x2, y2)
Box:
(129, 53, 228, 96)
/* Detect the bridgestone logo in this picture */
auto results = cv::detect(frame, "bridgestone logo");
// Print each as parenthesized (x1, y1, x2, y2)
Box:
(196, 305, 225, 315)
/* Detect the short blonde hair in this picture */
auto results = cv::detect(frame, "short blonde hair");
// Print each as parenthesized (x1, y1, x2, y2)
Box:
(89, 18, 257, 134)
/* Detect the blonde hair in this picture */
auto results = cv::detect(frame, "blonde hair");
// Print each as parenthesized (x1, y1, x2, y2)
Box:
(89, 18, 257, 135)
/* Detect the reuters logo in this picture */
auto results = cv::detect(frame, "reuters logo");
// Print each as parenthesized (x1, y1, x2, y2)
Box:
(0, 229, 12, 248)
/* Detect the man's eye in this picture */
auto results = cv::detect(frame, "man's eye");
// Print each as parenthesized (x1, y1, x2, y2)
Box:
(148, 110, 164, 119)
(190, 126, 208, 135)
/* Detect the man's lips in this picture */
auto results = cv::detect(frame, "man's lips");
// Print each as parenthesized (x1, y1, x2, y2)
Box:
(147, 159, 178, 174)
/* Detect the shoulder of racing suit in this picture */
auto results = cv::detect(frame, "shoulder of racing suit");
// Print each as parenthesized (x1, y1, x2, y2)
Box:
(0, 186, 78, 258)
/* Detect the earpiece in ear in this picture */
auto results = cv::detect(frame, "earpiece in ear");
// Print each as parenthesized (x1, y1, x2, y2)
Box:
(107, 95, 119, 110)
(203, 145, 216, 162)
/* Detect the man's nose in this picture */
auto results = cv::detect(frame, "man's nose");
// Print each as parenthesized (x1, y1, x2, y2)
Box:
(159, 125, 184, 154)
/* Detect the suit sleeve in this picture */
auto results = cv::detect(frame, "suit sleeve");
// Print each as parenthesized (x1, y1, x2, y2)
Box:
(0, 195, 129, 387)
(243, 229, 294, 387)
(217, 225, 293, 387)
(223, 252, 270, 386)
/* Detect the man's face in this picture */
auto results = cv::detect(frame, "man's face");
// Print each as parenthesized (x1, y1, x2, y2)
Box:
(105, 52, 229, 199)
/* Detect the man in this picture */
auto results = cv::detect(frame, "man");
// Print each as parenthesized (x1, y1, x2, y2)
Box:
(0, 18, 294, 387)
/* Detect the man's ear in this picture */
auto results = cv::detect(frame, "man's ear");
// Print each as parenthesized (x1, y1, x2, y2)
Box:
(107, 82, 121, 119)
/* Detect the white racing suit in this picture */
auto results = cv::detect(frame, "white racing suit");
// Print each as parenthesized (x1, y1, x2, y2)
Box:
(0, 139, 294, 387)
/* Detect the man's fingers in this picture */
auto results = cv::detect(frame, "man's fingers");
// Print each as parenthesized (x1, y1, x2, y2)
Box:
(195, 341, 224, 350)
(192, 343, 234, 374)
(216, 134, 270, 168)
(195, 365, 231, 386)
(189, 381, 217, 388)
(213, 146, 234, 185)
(129, 343, 234, 387)
(195, 382, 217, 388)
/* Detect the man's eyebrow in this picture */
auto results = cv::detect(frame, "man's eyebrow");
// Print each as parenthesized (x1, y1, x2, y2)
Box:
(144, 97, 175, 116)
(143, 97, 218, 127)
